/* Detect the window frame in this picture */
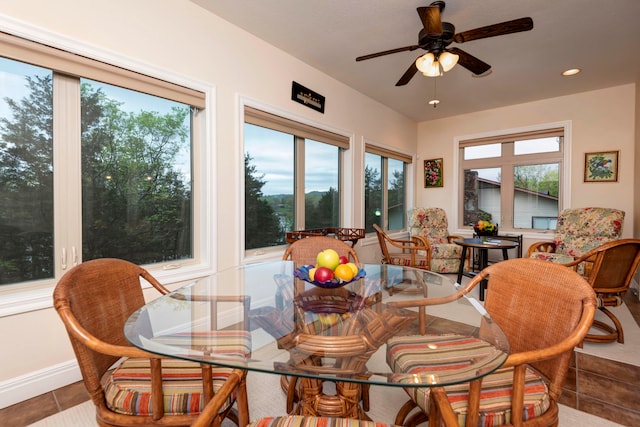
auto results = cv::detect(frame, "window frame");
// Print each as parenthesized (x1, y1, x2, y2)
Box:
(0, 26, 215, 317)
(364, 142, 413, 234)
(241, 100, 354, 261)
(453, 121, 572, 234)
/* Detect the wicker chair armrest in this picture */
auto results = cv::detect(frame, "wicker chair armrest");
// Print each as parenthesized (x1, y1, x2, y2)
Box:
(56, 306, 165, 359)
(387, 285, 468, 310)
(141, 269, 172, 295)
(410, 234, 432, 249)
(525, 241, 557, 257)
(386, 236, 429, 253)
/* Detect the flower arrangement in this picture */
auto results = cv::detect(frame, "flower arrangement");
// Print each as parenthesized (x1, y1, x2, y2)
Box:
(473, 220, 498, 236)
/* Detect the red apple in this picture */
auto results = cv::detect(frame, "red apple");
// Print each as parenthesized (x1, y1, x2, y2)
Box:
(339, 255, 349, 265)
(313, 266, 334, 283)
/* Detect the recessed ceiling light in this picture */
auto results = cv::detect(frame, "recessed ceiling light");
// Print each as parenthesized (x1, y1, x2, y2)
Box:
(562, 68, 581, 76)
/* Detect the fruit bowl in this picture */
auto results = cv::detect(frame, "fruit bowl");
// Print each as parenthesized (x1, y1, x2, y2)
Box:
(294, 264, 366, 289)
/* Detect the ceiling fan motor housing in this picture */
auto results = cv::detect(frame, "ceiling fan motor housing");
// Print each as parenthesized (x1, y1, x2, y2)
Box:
(419, 22, 455, 55)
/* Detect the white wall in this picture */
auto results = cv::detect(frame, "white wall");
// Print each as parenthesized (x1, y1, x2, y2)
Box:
(415, 84, 637, 251)
(0, 0, 416, 407)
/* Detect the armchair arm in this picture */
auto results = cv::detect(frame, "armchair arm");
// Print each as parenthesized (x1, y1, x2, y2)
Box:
(558, 249, 597, 276)
(525, 241, 557, 257)
(446, 234, 463, 243)
(385, 235, 430, 251)
(56, 305, 170, 359)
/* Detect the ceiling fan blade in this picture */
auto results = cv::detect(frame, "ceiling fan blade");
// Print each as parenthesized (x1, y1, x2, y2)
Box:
(448, 47, 491, 75)
(454, 17, 533, 43)
(356, 45, 420, 62)
(395, 60, 419, 86)
(417, 5, 442, 36)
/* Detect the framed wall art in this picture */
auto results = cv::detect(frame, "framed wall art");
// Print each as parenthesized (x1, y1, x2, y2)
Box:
(584, 151, 619, 183)
(424, 158, 443, 188)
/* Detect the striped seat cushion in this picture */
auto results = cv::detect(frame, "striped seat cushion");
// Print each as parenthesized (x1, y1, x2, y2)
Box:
(388, 255, 429, 269)
(387, 334, 500, 381)
(596, 293, 623, 307)
(248, 415, 396, 427)
(154, 330, 252, 359)
(103, 357, 236, 416)
(406, 366, 550, 426)
(387, 334, 550, 426)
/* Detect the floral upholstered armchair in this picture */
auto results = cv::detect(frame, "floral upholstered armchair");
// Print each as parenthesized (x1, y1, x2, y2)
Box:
(408, 207, 464, 273)
(526, 207, 625, 271)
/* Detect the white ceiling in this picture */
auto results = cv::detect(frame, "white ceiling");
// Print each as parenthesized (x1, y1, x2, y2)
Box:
(190, 0, 640, 122)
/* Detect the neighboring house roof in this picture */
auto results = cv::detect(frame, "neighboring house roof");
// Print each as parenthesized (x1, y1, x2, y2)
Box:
(478, 177, 558, 201)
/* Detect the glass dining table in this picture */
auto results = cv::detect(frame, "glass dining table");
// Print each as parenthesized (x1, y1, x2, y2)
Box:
(124, 261, 509, 420)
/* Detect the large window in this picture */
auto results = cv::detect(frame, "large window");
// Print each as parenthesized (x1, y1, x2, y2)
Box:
(244, 107, 347, 251)
(364, 145, 411, 233)
(459, 128, 564, 231)
(0, 32, 204, 289)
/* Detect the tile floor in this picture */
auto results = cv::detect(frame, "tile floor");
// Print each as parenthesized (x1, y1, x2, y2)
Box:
(2, 289, 639, 427)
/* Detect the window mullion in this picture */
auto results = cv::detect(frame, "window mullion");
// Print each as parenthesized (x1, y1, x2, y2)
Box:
(500, 165, 514, 228)
(382, 158, 389, 229)
(294, 136, 305, 228)
(52, 73, 82, 276)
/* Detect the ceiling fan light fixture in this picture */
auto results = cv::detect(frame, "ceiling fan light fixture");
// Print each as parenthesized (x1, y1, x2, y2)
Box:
(423, 61, 442, 77)
(415, 52, 435, 72)
(439, 51, 459, 72)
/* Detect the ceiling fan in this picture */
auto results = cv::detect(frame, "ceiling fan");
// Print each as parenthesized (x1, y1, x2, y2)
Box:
(355, 1, 533, 86)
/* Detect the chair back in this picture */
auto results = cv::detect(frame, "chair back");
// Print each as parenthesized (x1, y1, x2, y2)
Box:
(372, 224, 394, 264)
(554, 207, 625, 258)
(283, 235, 359, 265)
(480, 258, 596, 399)
(408, 207, 451, 244)
(578, 239, 640, 294)
(53, 258, 167, 405)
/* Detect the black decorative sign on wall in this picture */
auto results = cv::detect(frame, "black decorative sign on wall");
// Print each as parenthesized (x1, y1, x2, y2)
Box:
(291, 81, 325, 113)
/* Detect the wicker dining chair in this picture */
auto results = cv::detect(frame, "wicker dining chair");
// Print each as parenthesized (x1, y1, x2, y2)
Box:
(561, 238, 640, 344)
(281, 235, 367, 413)
(386, 258, 596, 427)
(283, 235, 360, 265)
(373, 224, 430, 269)
(53, 258, 249, 427)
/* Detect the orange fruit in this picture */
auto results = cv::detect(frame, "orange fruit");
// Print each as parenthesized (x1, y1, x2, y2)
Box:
(334, 264, 355, 281)
(345, 262, 359, 276)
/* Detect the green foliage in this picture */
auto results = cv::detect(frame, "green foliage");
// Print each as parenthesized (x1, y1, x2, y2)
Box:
(364, 164, 382, 232)
(244, 153, 284, 249)
(514, 164, 559, 197)
(0, 75, 54, 283)
(80, 83, 192, 263)
(306, 187, 339, 229)
(0, 76, 194, 284)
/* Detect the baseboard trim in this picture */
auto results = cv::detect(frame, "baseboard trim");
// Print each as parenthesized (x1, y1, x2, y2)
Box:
(0, 359, 81, 409)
